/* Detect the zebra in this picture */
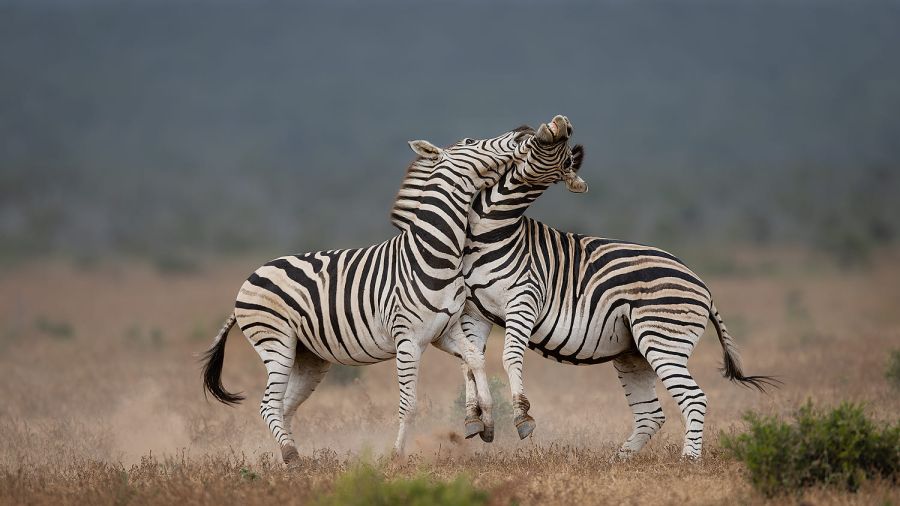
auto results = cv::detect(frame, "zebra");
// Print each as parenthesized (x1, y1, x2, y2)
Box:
(390, 117, 777, 459)
(201, 119, 575, 463)
(390, 115, 586, 441)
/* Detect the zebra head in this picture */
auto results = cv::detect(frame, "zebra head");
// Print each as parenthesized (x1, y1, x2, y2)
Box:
(406, 126, 533, 190)
(517, 115, 588, 193)
(391, 126, 535, 229)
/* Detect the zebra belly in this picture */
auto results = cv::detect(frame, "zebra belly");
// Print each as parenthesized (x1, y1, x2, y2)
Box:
(301, 327, 397, 366)
(527, 305, 634, 365)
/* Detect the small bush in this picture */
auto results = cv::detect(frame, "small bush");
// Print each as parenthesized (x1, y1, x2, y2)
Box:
(317, 461, 488, 506)
(887, 349, 900, 389)
(722, 402, 900, 496)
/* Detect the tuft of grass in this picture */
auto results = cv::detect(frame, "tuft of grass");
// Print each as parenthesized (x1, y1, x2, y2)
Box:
(887, 349, 900, 389)
(239, 466, 260, 481)
(316, 461, 488, 506)
(722, 401, 900, 497)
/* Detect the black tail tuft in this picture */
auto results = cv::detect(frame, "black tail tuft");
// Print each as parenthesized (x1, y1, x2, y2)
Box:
(712, 302, 782, 394)
(201, 314, 244, 405)
(721, 352, 782, 393)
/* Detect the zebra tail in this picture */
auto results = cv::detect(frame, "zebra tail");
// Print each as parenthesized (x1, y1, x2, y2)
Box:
(201, 313, 245, 405)
(709, 301, 781, 393)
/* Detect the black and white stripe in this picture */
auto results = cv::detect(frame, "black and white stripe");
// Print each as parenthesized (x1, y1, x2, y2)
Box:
(391, 116, 776, 458)
(202, 125, 537, 463)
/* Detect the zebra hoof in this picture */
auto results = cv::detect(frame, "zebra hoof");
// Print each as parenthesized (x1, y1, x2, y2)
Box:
(515, 415, 536, 440)
(613, 449, 635, 462)
(464, 418, 485, 439)
(479, 426, 494, 443)
(281, 445, 300, 465)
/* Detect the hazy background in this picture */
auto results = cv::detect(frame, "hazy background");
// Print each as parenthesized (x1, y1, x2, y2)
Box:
(2, 0, 899, 268)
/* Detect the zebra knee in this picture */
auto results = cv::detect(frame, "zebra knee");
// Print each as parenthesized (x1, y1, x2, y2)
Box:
(640, 406, 666, 433)
(679, 389, 707, 421)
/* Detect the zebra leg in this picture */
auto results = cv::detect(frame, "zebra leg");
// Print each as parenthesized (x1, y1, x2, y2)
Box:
(393, 337, 428, 456)
(613, 353, 665, 459)
(459, 313, 493, 440)
(280, 348, 331, 464)
(634, 322, 706, 459)
(461, 363, 484, 438)
(433, 320, 495, 442)
(252, 332, 300, 463)
(503, 293, 540, 439)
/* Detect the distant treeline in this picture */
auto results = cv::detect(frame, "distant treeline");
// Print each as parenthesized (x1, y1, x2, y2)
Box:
(1, 1, 898, 264)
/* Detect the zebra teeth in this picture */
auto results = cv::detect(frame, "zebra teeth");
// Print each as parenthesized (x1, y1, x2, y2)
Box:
(547, 121, 559, 136)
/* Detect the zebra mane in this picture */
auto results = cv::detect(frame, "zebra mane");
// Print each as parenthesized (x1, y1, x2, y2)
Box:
(389, 155, 435, 232)
(570, 144, 584, 173)
(389, 125, 534, 232)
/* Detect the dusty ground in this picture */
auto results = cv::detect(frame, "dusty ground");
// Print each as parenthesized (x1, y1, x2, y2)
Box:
(0, 247, 898, 505)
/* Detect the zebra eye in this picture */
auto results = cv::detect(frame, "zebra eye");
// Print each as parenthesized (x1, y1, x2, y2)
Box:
(464, 138, 477, 145)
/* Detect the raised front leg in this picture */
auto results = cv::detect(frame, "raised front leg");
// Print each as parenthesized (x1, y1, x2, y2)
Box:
(461, 363, 483, 438)
(459, 313, 493, 440)
(502, 290, 541, 439)
(433, 317, 495, 442)
(393, 337, 427, 457)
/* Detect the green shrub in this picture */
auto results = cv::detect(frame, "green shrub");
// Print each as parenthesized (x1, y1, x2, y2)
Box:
(887, 349, 900, 389)
(722, 402, 900, 496)
(317, 461, 488, 506)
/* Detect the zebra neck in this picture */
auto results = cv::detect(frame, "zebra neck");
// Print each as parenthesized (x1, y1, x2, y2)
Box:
(469, 175, 548, 235)
(408, 170, 478, 265)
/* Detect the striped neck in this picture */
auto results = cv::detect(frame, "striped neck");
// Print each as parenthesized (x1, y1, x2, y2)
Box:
(469, 165, 550, 235)
(407, 163, 477, 262)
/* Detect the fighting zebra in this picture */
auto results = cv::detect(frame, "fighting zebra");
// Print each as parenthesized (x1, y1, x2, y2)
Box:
(201, 118, 575, 463)
(390, 116, 777, 459)
(391, 115, 585, 441)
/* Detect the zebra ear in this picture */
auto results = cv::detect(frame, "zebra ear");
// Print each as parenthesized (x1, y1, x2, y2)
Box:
(408, 140, 442, 160)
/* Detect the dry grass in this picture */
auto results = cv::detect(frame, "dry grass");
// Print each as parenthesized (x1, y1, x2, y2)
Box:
(0, 248, 898, 505)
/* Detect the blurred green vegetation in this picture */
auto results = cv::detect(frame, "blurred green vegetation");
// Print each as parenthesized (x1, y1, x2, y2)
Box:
(454, 375, 514, 429)
(34, 316, 74, 340)
(325, 365, 364, 387)
(123, 323, 165, 348)
(887, 350, 900, 390)
(316, 460, 488, 506)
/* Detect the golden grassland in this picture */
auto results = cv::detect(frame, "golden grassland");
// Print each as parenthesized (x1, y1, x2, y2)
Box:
(0, 248, 898, 505)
